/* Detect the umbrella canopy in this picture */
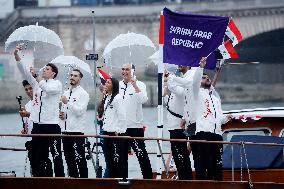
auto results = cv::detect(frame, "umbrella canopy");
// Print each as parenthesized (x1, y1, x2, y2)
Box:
(50, 55, 93, 91)
(103, 32, 156, 69)
(5, 24, 64, 62)
(149, 51, 178, 74)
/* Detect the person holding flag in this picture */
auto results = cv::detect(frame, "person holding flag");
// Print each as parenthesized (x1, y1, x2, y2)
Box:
(188, 57, 233, 180)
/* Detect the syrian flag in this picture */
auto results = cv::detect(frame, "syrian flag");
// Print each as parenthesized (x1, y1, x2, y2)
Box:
(225, 19, 243, 46)
(217, 40, 238, 59)
(97, 68, 110, 85)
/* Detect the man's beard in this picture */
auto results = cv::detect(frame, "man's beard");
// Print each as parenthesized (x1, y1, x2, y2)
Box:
(202, 82, 211, 89)
(70, 80, 75, 85)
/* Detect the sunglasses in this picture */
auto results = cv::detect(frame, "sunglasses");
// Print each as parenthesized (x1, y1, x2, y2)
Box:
(121, 68, 130, 71)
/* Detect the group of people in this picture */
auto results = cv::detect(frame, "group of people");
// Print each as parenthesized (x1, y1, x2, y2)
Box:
(15, 44, 152, 179)
(16, 44, 88, 177)
(16, 42, 231, 180)
(164, 57, 232, 180)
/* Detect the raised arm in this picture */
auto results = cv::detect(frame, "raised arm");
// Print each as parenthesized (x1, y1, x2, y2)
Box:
(133, 81, 148, 104)
(39, 80, 62, 95)
(211, 67, 222, 87)
(14, 45, 38, 87)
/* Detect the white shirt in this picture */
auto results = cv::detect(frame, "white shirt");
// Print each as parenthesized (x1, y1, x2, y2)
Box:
(190, 67, 229, 135)
(60, 85, 89, 133)
(17, 62, 62, 124)
(119, 80, 148, 128)
(102, 94, 127, 133)
(168, 68, 196, 124)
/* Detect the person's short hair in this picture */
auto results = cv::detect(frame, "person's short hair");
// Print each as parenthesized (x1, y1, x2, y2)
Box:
(46, 63, 58, 78)
(73, 68, 83, 78)
(22, 80, 30, 87)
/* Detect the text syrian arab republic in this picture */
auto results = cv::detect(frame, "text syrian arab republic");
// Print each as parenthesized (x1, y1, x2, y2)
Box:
(169, 26, 213, 49)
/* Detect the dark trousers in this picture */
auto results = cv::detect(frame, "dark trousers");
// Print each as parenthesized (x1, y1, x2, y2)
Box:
(169, 129, 193, 180)
(62, 132, 88, 178)
(126, 128, 153, 179)
(102, 131, 128, 178)
(32, 123, 65, 177)
(25, 140, 37, 176)
(191, 131, 223, 180)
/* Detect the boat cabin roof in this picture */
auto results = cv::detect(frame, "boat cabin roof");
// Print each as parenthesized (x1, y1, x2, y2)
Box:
(224, 107, 284, 118)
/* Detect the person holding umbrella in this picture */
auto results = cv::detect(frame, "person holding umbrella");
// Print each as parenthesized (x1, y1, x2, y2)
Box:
(59, 69, 89, 178)
(14, 44, 65, 177)
(120, 63, 153, 179)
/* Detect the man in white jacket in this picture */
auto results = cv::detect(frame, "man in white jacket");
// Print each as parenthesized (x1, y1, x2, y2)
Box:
(190, 57, 232, 180)
(59, 69, 89, 178)
(119, 63, 152, 179)
(164, 65, 194, 180)
(19, 80, 36, 175)
(14, 45, 64, 177)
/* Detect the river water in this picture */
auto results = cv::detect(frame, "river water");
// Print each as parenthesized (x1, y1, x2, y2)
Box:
(1, 102, 284, 178)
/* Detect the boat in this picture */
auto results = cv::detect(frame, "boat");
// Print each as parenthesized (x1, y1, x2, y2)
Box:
(1, 107, 284, 189)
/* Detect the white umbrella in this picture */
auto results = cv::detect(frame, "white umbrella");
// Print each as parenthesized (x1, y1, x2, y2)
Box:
(50, 55, 93, 91)
(149, 51, 178, 74)
(103, 32, 156, 69)
(5, 23, 64, 63)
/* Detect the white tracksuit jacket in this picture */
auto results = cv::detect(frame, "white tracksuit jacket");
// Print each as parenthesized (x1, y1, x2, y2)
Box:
(191, 67, 229, 135)
(119, 80, 148, 128)
(60, 85, 89, 133)
(102, 94, 127, 133)
(167, 68, 196, 125)
(17, 62, 62, 124)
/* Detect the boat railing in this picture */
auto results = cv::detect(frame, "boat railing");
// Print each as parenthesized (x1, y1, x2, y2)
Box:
(1, 133, 284, 183)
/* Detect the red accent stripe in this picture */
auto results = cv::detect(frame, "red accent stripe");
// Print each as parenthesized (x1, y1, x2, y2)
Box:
(159, 15, 164, 44)
(224, 40, 238, 58)
(228, 19, 243, 42)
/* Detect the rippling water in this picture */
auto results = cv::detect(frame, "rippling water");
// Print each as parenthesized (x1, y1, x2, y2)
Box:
(1, 102, 284, 178)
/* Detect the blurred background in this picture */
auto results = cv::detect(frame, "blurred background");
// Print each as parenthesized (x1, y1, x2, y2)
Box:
(0, 0, 284, 112)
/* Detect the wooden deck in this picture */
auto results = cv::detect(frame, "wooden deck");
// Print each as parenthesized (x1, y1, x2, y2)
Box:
(0, 177, 284, 189)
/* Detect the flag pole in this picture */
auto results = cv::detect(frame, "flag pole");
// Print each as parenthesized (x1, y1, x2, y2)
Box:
(156, 11, 164, 179)
(91, 10, 102, 178)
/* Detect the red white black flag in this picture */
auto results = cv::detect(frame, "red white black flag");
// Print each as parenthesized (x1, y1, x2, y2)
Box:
(217, 40, 238, 59)
(225, 19, 243, 46)
(97, 68, 110, 84)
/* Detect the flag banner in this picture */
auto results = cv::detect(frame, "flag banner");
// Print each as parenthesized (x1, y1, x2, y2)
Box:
(98, 68, 110, 85)
(163, 7, 229, 69)
(217, 40, 238, 59)
(225, 18, 243, 46)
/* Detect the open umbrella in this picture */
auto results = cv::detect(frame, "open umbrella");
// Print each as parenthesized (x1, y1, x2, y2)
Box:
(149, 51, 178, 74)
(5, 23, 64, 63)
(50, 55, 93, 91)
(103, 32, 156, 69)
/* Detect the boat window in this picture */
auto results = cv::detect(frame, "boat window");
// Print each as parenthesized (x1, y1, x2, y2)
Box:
(223, 128, 271, 142)
(280, 129, 284, 137)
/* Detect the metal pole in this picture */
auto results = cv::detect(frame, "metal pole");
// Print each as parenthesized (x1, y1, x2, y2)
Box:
(156, 11, 164, 179)
(231, 144, 234, 181)
(91, 10, 100, 178)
